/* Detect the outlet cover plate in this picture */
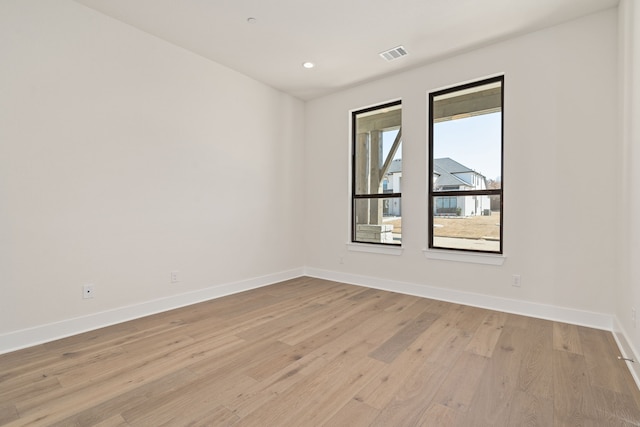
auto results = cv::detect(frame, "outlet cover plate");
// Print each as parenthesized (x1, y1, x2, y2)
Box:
(82, 284, 94, 299)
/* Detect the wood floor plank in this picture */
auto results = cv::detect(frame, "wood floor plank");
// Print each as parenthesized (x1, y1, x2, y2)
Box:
(358, 349, 434, 410)
(47, 368, 200, 427)
(358, 316, 465, 411)
(0, 403, 18, 425)
(92, 414, 130, 427)
(224, 355, 328, 418)
(383, 292, 428, 313)
(432, 351, 489, 412)
(464, 310, 507, 357)
(202, 292, 284, 320)
(515, 315, 554, 398)
(189, 278, 339, 332)
(354, 298, 432, 349)
(421, 320, 474, 368)
(553, 321, 584, 354)
(0, 322, 142, 386)
(369, 361, 449, 427)
(121, 372, 256, 426)
(233, 341, 383, 427)
(578, 326, 634, 394)
(296, 281, 365, 306)
(286, 355, 385, 426)
(187, 338, 291, 379)
(321, 399, 380, 427)
(368, 309, 439, 363)
(436, 303, 489, 334)
(553, 349, 600, 424)
(53, 346, 131, 388)
(41, 321, 141, 353)
(175, 405, 240, 427)
(243, 342, 311, 381)
(506, 390, 553, 426)
(460, 323, 530, 425)
(1, 277, 639, 427)
(0, 374, 62, 404)
(279, 292, 392, 354)
(592, 386, 640, 426)
(235, 302, 326, 343)
(298, 298, 433, 364)
(15, 333, 244, 425)
(277, 289, 403, 346)
(417, 403, 460, 426)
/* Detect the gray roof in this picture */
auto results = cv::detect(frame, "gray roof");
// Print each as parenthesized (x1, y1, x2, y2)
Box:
(387, 158, 402, 174)
(434, 157, 474, 174)
(433, 164, 472, 188)
(433, 157, 485, 189)
(384, 157, 483, 189)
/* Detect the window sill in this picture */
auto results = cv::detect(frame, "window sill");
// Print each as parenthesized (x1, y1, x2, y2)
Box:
(347, 243, 403, 256)
(422, 248, 506, 265)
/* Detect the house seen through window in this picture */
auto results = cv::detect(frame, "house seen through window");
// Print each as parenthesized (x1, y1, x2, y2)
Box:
(429, 76, 503, 253)
(352, 101, 402, 245)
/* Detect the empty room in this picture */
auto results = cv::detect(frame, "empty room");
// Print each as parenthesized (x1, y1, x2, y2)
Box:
(2, 0, 640, 425)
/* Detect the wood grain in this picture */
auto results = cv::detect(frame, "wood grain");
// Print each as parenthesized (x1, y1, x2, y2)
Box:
(1, 277, 639, 426)
(553, 322, 584, 354)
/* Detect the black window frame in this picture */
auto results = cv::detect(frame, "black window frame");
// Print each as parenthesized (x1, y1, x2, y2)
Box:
(351, 100, 402, 246)
(428, 76, 504, 254)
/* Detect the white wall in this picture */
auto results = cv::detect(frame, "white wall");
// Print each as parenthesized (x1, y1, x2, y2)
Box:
(305, 9, 618, 319)
(0, 0, 305, 347)
(617, 0, 640, 380)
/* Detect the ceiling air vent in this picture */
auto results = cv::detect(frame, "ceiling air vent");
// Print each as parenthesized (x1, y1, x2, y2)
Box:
(379, 45, 408, 62)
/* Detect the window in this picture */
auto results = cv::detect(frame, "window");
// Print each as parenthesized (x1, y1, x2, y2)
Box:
(429, 76, 503, 253)
(352, 101, 402, 246)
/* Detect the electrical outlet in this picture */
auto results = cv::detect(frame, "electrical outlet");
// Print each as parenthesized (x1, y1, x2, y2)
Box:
(512, 274, 521, 287)
(170, 271, 180, 283)
(82, 284, 94, 299)
(338, 256, 344, 264)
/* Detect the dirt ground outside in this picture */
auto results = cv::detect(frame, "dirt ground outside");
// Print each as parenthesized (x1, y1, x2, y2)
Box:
(433, 212, 501, 240)
(385, 212, 501, 240)
(384, 217, 402, 236)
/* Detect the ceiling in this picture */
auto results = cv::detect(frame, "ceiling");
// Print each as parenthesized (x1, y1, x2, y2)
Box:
(74, 0, 618, 100)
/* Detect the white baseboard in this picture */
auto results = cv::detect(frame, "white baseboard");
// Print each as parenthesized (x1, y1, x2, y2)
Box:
(613, 318, 640, 390)
(304, 267, 614, 331)
(0, 268, 304, 355)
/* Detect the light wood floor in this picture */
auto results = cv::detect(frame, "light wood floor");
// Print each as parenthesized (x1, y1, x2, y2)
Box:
(2, 277, 640, 426)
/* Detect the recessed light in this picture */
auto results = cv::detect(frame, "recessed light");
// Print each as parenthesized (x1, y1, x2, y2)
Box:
(303, 62, 315, 69)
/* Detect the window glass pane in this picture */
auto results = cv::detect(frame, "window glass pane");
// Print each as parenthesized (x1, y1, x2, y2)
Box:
(352, 100, 402, 246)
(433, 81, 502, 191)
(354, 104, 402, 196)
(432, 195, 501, 251)
(354, 197, 401, 244)
(429, 77, 503, 254)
